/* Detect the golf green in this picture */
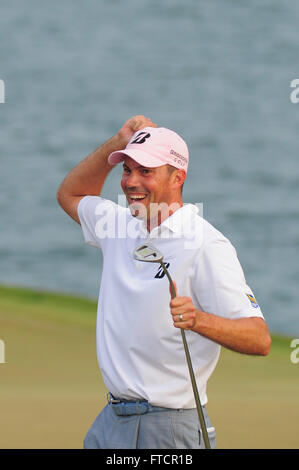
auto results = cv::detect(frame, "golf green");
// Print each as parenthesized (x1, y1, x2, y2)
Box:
(0, 285, 298, 449)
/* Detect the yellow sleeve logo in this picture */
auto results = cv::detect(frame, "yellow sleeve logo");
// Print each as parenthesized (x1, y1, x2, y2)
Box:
(246, 293, 259, 308)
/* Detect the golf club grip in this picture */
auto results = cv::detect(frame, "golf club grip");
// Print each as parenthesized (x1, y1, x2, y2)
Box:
(160, 261, 211, 449)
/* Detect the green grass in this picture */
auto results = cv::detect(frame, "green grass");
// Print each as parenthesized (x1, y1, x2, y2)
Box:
(0, 284, 96, 327)
(0, 284, 298, 449)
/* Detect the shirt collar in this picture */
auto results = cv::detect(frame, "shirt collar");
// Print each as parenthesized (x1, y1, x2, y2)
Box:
(161, 204, 199, 235)
(137, 204, 199, 237)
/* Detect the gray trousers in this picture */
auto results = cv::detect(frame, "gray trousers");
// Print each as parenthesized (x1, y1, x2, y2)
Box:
(83, 398, 216, 449)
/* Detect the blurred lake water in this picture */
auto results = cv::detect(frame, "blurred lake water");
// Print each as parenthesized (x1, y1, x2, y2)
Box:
(1, 0, 299, 336)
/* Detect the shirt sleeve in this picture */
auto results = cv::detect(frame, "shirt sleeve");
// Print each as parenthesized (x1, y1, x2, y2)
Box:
(192, 235, 265, 320)
(77, 195, 120, 251)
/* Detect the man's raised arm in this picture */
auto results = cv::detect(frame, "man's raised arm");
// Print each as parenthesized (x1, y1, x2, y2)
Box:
(56, 115, 157, 223)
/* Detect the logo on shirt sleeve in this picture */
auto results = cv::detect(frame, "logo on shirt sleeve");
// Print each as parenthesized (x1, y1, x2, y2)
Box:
(246, 293, 259, 308)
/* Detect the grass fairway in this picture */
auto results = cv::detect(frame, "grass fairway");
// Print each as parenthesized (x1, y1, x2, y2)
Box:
(0, 285, 298, 449)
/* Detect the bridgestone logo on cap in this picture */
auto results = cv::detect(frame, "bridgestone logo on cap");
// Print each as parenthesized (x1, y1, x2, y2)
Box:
(170, 149, 187, 165)
(130, 132, 151, 144)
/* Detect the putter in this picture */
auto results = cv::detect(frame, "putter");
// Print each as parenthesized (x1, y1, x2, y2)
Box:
(133, 243, 211, 449)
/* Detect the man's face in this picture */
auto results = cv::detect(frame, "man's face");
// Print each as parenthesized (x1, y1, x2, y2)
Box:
(120, 156, 180, 223)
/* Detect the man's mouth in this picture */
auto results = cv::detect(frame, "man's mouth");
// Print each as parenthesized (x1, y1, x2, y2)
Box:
(127, 193, 148, 203)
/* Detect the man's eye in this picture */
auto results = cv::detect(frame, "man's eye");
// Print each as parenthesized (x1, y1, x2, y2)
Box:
(142, 169, 150, 174)
(123, 167, 130, 174)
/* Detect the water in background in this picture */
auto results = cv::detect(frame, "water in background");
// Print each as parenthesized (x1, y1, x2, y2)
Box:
(1, 0, 299, 336)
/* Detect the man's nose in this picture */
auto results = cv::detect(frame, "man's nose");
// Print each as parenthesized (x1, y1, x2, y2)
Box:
(126, 171, 140, 188)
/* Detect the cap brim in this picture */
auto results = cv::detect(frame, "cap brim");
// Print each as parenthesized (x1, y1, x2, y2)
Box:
(108, 149, 165, 168)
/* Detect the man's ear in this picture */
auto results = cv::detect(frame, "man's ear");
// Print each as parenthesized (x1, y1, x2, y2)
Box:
(174, 169, 186, 189)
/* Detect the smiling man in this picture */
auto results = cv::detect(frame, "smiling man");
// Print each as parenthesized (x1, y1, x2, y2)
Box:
(57, 115, 271, 449)
(120, 158, 183, 229)
(113, 127, 186, 231)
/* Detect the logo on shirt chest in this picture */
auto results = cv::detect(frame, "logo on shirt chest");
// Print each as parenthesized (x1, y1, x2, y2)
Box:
(154, 263, 170, 279)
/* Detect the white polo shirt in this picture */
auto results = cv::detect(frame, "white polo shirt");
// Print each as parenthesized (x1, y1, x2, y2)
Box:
(78, 196, 264, 408)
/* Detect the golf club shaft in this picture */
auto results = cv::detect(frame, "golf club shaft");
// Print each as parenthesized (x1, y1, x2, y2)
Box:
(160, 261, 211, 449)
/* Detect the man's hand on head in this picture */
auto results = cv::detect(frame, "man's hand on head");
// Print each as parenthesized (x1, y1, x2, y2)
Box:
(117, 115, 157, 146)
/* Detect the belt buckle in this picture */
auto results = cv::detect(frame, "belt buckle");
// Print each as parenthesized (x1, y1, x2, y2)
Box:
(107, 392, 121, 404)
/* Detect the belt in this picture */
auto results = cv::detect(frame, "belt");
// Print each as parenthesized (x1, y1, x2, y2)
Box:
(107, 392, 171, 416)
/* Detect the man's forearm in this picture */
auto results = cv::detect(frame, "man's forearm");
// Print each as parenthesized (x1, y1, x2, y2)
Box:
(57, 133, 126, 199)
(193, 311, 271, 356)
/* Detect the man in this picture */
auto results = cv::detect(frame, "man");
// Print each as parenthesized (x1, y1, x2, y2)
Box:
(57, 115, 271, 449)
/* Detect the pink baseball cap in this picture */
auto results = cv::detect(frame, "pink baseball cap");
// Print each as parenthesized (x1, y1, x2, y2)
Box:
(108, 126, 189, 172)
